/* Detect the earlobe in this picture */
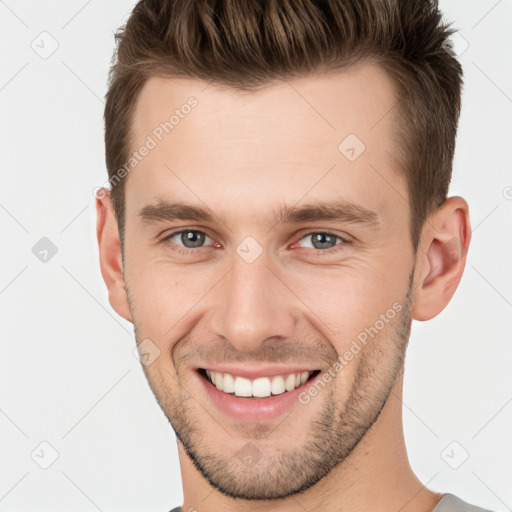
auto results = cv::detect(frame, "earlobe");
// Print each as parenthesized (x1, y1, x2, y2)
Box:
(412, 197, 471, 321)
(96, 189, 133, 323)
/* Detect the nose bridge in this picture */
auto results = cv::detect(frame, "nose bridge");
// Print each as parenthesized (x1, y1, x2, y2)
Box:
(212, 249, 296, 352)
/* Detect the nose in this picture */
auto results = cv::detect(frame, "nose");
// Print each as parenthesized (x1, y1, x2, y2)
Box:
(210, 251, 297, 353)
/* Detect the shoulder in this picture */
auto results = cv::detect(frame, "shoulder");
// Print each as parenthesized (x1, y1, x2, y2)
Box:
(433, 493, 496, 512)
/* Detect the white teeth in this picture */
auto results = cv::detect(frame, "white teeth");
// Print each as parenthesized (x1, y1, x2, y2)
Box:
(215, 373, 223, 390)
(252, 377, 271, 398)
(271, 376, 285, 395)
(284, 373, 296, 392)
(223, 373, 235, 393)
(205, 369, 313, 398)
(234, 376, 252, 397)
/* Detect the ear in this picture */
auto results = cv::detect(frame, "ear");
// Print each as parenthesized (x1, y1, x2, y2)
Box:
(412, 196, 471, 321)
(96, 189, 133, 323)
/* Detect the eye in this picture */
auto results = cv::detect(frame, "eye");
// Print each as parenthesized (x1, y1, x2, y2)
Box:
(294, 232, 349, 253)
(161, 229, 350, 256)
(163, 229, 215, 251)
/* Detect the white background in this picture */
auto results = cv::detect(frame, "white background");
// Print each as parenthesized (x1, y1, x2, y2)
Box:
(0, 1, 511, 511)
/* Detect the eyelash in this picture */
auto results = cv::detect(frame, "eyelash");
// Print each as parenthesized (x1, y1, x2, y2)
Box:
(161, 229, 351, 257)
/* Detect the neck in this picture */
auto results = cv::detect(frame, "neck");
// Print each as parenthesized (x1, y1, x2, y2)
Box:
(177, 369, 442, 512)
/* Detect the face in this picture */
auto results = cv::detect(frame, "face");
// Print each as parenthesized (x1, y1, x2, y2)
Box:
(120, 62, 418, 499)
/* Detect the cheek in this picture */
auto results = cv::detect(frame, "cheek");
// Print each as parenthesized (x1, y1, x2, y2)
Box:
(287, 263, 405, 349)
(127, 257, 219, 334)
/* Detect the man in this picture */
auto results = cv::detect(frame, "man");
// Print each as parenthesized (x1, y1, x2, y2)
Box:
(96, 1, 493, 511)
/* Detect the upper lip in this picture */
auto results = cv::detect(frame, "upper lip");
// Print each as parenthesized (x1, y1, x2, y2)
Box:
(197, 364, 320, 380)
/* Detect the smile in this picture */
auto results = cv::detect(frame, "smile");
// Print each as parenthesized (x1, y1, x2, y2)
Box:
(201, 368, 321, 398)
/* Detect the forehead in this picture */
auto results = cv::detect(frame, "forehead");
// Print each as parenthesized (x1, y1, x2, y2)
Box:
(132, 60, 398, 149)
(127, 61, 406, 227)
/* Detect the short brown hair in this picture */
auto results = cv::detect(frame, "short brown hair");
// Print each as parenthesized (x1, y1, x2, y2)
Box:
(104, 0, 463, 252)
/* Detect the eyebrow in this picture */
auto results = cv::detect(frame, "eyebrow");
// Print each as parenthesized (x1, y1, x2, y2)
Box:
(138, 199, 380, 229)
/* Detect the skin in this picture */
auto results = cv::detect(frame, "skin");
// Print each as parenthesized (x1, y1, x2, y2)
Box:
(96, 60, 471, 512)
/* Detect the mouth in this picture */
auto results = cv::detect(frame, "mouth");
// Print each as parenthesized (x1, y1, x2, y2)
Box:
(197, 368, 322, 399)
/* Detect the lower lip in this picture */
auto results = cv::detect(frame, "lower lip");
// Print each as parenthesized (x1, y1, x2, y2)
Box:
(197, 370, 320, 422)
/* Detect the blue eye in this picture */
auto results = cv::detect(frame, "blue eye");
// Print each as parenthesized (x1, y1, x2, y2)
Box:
(161, 229, 350, 256)
(297, 232, 346, 251)
(164, 230, 214, 249)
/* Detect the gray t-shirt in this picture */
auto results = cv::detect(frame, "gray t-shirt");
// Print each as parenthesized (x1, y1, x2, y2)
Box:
(169, 492, 494, 512)
(433, 493, 494, 512)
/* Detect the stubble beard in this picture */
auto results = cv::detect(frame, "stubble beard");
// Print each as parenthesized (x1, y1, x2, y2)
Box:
(128, 270, 414, 500)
